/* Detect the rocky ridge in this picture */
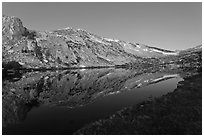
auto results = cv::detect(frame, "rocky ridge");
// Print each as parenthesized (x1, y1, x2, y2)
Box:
(3, 15, 194, 69)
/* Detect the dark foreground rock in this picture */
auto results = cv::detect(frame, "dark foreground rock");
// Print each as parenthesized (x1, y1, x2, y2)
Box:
(75, 73, 202, 135)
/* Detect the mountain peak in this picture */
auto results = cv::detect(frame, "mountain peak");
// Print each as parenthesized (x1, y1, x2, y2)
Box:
(2, 15, 201, 69)
(2, 15, 26, 37)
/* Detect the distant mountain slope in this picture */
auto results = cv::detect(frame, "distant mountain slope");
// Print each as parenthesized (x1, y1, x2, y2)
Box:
(2, 15, 201, 69)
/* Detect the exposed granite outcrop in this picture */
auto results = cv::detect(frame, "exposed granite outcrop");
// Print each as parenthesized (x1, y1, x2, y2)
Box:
(3, 15, 190, 69)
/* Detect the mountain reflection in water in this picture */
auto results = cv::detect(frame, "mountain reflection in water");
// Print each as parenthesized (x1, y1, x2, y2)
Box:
(3, 68, 184, 134)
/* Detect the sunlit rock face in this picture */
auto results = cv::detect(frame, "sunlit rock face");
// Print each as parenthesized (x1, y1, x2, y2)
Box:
(2, 15, 26, 38)
(2, 42, 201, 128)
(3, 15, 189, 69)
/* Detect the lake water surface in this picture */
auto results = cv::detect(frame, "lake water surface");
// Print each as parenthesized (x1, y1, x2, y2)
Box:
(2, 68, 183, 134)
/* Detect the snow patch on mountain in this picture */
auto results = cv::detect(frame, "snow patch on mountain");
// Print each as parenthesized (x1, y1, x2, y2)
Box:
(136, 45, 141, 48)
(104, 38, 119, 43)
(151, 49, 178, 55)
(90, 36, 108, 44)
(80, 65, 86, 68)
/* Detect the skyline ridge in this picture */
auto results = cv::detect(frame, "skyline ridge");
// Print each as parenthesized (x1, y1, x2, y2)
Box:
(2, 2, 201, 50)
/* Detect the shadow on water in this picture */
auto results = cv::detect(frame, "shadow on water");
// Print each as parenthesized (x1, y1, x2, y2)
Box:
(2, 67, 194, 135)
(2, 69, 23, 82)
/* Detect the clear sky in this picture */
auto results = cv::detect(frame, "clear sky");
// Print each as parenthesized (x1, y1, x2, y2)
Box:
(2, 2, 202, 50)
